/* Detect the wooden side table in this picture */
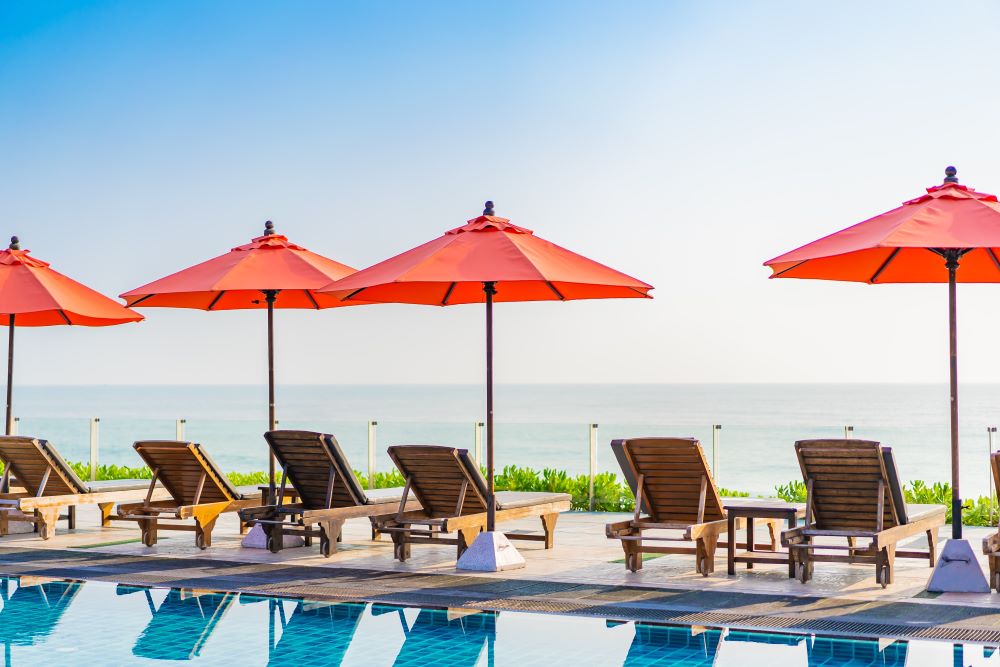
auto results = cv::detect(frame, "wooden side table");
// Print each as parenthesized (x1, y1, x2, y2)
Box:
(725, 503, 800, 577)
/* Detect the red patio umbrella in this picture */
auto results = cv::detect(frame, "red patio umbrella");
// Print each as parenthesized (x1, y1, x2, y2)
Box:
(121, 221, 359, 484)
(764, 167, 1000, 590)
(0, 235, 143, 433)
(321, 202, 653, 540)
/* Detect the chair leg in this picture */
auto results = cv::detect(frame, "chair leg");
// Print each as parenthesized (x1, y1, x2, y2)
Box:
(541, 513, 559, 549)
(926, 527, 939, 566)
(847, 536, 856, 563)
(98, 503, 115, 528)
(36, 508, 59, 540)
(67, 506, 76, 530)
(696, 534, 719, 575)
(195, 517, 218, 550)
(876, 544, 896, 587)
(622, 539, 642, 572)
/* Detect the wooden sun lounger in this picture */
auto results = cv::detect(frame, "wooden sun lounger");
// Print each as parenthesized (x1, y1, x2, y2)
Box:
(781, 439, 944, 587)
(239, 430, 419, 556)
(117, 441, 261, 549)
(605, 437, 787, 575)
(0, 435, 169, 539)
(981, 452, 1000, 591)
(374, 445, 571, 562)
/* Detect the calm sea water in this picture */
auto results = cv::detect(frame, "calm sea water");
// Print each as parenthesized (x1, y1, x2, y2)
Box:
(9, 383, 1000, 496)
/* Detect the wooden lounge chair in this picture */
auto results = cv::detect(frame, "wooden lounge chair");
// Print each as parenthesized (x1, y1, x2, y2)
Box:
(127, 587, 237, 661)
(605, 437, 786, 575)
(239, 430, 420, 556)
(117, 440, 262, 549)
(781, 439, 944, 587)
(981, 452, 1000, 590)
(374, 445, 571, 562)
(0, 435, 169, 539)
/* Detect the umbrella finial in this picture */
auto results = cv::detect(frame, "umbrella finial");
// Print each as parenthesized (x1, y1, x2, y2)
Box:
(483, 201, 495, 216)
(944, 166, 959, 184)
(8, 236, 19, 250)
(263, 220, 276, 236)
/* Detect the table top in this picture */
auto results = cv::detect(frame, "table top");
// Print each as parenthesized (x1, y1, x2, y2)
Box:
(723, 500, 803, 516)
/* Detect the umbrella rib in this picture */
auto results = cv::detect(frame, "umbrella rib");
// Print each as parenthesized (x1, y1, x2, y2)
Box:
(441, 282, 457, 306)
(773, 260, 808, 278)
(206, 292, 226, 311)
(127, 294, 155, 307)
(344, 288, 366, 301)
(545, 282, 565, 301)
(869, 248, 901, 284)
(988, 248, 1000, 276)
(58, 310, 71, 325)
(304, 290, 320, 309)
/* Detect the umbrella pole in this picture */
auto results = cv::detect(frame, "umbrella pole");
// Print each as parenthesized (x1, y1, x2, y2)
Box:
(484, 281, 497, 533)
(5, 314, 13, 437)
(947, 252, 961, 539)
(265, 290, 277, 489)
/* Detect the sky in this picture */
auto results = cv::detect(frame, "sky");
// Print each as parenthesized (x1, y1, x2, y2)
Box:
(4, 0, 1000, 385)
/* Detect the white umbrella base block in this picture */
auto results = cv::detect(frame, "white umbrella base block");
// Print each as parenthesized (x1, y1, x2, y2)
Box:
(926, 538, 989, 593)
(240, 523, 305, 550)
(456, 531, 526, 572)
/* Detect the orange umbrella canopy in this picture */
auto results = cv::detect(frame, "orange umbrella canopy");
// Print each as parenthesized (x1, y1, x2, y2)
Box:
(320, 204, 652, 303)
(765, 167, 1000, 282)
(0, 236, 143, 326)
(121, 222, 356, 309)
(763, 167, 999, 551)
(0, 235, 142, 435)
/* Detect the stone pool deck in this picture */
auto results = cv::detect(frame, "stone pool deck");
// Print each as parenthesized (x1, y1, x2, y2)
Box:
(2, 510, 1000, 643)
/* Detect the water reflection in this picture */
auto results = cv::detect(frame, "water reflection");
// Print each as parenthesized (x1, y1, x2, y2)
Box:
(0, 577, 987, 665)
(373, 605, 497, 666)
(265, 600, 365, 666)
(0, 577, 82, 667)
(119, 586, 238, 661)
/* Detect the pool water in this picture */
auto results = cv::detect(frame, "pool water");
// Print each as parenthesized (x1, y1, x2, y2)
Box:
(0, 576, 995, 666)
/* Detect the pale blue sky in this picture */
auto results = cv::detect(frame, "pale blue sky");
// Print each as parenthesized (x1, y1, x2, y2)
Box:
(4, 1, 1000, 385)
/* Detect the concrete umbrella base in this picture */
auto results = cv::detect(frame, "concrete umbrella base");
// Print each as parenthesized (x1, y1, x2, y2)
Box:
(926, 539, 989, 593)
(456, 531, 526, 572)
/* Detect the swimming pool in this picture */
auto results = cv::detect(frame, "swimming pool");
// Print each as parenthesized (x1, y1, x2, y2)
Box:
(0, 576, 993, 666)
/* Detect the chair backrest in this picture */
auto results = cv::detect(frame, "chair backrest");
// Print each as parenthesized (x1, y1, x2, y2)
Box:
(617, 437, 724, 524)
(264, 430, 367, 509)
(0, 436, 88, 497)
(991, 452, 1000, 505)
(795, 439, 901, 531)
(132, 441, 241, 505)
(387, 445, 490, 518)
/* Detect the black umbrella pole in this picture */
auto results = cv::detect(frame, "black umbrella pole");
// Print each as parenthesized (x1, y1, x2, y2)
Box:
(266, 291, 277, 489)
(947, 256, 961, 540)
(484, 281, 497, 533)
(5, 315, 13, 437)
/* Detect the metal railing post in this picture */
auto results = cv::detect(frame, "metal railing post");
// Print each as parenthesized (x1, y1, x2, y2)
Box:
(989, 426, 997, 524)
(367, 420, 377, 490)
(175, 418, 186, 441)
(844, 425, 854, 439)
(10, 417, 16, 436)
(474, 421, 484, 465)
(589, 423, 598, 511)
(712, 425, 722, 482)
(89, 418, 100, 482)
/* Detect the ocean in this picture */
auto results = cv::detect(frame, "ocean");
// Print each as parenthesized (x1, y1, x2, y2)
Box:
(9, 383, 1000, 497)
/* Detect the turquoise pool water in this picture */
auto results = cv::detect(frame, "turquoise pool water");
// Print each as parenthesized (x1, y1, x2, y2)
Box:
(0, 576, 994, 666)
